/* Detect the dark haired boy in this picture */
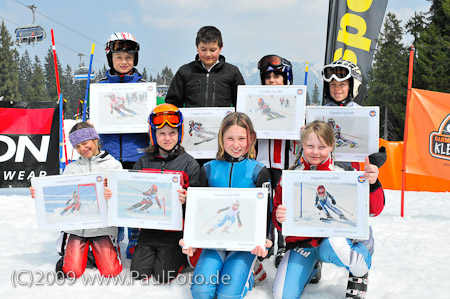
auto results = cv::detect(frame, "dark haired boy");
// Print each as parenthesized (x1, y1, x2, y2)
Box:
(166, 26, 245, 108)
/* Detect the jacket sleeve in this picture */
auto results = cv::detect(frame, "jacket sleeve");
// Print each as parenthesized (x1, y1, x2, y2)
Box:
(272, 179, 283, 231)
(165, 69, 184, 108)
(369, 179, 385, 217)
(231, 68, 245, 108)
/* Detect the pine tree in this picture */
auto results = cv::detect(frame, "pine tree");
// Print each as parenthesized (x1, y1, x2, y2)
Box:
(142, 67, 149, 81)
(44, 47, 64, 101)
(18, 50, 33, 100)
(29, 55, 48, 102)
(311, 84, 320, 106)
(0, 21, 19, 101)
(365, 12, 408, 140)
(414, 0, 450, 93)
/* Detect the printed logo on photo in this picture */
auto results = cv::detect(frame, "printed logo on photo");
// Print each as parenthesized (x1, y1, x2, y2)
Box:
(370, 110, 377, 117)
(148, 85, 153, 92)
(257, 192, 264, 199)
(429, 114, 450, 161)
(96, 176, 103, 182)
(172, 176, 179, 183)
(357, 175, 365, 183)
(297, 89, 304, 95)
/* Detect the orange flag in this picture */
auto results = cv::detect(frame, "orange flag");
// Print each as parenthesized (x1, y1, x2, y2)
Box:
(405, 89, 450, 180)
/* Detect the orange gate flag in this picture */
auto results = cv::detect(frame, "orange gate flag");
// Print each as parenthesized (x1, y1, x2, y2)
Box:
(405, 88, 450, 181)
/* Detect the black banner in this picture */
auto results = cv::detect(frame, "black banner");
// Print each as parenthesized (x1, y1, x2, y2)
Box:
(324, 0, 388, 104)
(0, 101, 59, 188)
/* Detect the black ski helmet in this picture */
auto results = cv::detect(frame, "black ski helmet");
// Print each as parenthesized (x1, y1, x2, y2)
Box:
(258, 54, 293, 85)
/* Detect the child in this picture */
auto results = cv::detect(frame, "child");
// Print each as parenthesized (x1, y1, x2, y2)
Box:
(207, 201, 242, 234)
(129, 103, 202, 283)
(272, 120, 385, 299)
(31, 122, 123, 278)
(180, 112, 272, 299)
(165, 26, 245, 108)
(314, 185, 346, 220)
(256, 54, 296, 268)
(97, 32, 148, 258)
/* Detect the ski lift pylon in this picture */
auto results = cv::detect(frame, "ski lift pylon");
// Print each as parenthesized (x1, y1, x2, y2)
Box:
(15, 4, 46, 46)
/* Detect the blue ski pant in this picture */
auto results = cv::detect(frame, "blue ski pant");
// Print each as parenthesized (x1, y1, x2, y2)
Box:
(191, 249, 256, 299)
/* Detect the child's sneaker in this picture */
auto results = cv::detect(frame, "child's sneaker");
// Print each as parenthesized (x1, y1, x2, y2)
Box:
(253, 259, 267, 286)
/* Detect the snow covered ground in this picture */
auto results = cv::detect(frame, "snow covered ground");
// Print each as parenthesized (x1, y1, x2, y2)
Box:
(1, 188, 449, 298)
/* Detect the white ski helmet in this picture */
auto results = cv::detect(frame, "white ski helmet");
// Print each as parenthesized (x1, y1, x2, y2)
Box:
(322, 59, 362, 100)
(258, 54, 294, 85)
(105, 32, 140, 68)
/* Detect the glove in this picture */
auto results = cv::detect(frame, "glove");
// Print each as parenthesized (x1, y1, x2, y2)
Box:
(317, 205, 323, 210)
(368, 146, 387, 168)
(332, 199, 336, 205)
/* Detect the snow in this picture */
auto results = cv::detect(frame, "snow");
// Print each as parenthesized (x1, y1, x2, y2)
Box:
(1, 188, 450, 298)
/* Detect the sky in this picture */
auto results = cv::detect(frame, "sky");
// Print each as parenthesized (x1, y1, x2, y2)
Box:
(0, 0, 431, 78)
(1, 188, 450, 298)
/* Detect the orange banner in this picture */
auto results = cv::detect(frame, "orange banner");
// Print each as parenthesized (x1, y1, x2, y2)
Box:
(405, 89, 450, 181)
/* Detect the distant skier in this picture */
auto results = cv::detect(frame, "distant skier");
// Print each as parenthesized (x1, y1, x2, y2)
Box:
(61, 191, 81, 215)
(314, 185, 346, 220)
(207, 201, 242, 234)
(257, 98, 285, 120)
(128, 185, 162, 211)
(108, 93, 137, 117)
(327, 118, 357, 148)
(188, 120, 217, 144)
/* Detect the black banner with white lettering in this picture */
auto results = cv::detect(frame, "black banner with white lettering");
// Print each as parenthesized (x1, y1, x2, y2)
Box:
(324, 0, 388, 104)
(0, 101, 59, 187)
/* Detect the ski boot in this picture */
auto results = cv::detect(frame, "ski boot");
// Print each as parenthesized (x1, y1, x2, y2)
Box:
(274, 247, 285, 268)
(126, 228, 140, 259)
(253, 259, 267, 286)
(346, 272, 368, 298)
(309, 261, 322, 284)
(320, 212, 333, 221)
(340, 214, 348, 220)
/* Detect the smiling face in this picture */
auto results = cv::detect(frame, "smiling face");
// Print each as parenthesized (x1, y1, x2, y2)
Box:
(329, 79, 350, 102)
(223, 125, 249, 158)
(155, 125, 179, 153)
(75, 139, 100, 159)
(112, 51, 135, 74)
(301, 131, 334, 165)
(197, 41, 222, 70)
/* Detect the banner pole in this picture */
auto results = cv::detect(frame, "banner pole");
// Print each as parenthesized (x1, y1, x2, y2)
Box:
(304, 62, 309, 85)
(401, 45, 415, 217)
(83, 44, 95, 121)
(59, 93, 64, 173)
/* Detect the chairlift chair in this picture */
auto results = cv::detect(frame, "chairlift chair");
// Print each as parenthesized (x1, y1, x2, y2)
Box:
(15, 5, 46, 46)
(74, 53, 95, 80)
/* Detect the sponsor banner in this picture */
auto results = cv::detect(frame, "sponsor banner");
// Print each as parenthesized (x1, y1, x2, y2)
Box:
(0, 101, 59, 188)
(405, 89, 450, 180)
(324, 0, 388, 104)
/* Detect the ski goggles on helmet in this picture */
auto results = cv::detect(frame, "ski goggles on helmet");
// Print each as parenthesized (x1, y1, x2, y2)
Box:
(148, 110, 182, 129)
(257, 55, 291, 71)
(322, 64, 352, 82)
(108, 40, 140, 53)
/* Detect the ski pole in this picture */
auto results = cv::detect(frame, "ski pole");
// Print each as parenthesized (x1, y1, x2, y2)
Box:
(335, 203, 353, 216)
(200, 213, 218, 229)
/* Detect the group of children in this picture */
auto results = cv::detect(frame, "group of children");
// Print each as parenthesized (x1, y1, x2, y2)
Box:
(30, 25, 386, 299)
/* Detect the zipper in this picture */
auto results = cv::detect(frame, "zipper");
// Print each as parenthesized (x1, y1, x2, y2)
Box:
(212, 81, 216, 106)
(228, 162, 234, 187)
(198, 79, 201, 103)
(205, 73, 209, 106)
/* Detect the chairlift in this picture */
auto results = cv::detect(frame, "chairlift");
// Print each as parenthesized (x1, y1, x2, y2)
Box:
(15, 5, 46, 46)
(74, 53, 95, 80)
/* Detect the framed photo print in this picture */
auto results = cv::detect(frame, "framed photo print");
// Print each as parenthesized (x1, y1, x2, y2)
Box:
(183, 187, 268, 251)
(31, 172, 108, 231)
(89, 82, 157, 133)
(180, 107, 234, 159)
(306, 106, 380, 162)
(281, 170, 369, 239)
(236, 85, 306, 139)
(107, 170, 183, 230)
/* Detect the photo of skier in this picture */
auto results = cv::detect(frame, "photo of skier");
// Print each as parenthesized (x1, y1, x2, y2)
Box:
(108, 92, 137, 117)
(257, 97, 285, 120)
(127, 184, 162, 212)
(327, 118, 358, 148)
(314, 185, 347, 221)
(188, 120, 217, 145)
(206, 200, 242, 234)
(60, 191, 81, 215)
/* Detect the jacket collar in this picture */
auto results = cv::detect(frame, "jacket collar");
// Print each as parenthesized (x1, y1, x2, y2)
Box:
(299, 154, 334, 171)
(224, 152, 246, 163)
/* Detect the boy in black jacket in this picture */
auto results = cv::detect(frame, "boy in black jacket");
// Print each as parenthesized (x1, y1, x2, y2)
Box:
(165, 26, 245, 108)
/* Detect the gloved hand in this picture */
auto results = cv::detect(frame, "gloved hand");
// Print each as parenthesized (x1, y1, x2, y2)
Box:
(368, 146, 387, 168)
(332, 199, 336, 205)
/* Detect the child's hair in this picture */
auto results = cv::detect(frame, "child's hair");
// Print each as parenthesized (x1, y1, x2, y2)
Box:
(216, 112, 256, 160)
(290, 120, 335, 169)
(196, 26, 223, 48)
(69, 121, 101, 150)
